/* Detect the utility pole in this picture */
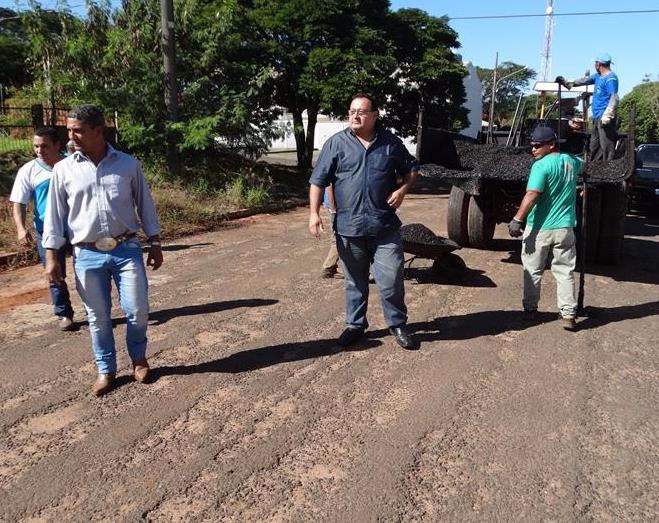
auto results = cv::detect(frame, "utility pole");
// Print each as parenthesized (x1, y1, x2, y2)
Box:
(160, 0, 180, 174)
(487, 52, 498, 145)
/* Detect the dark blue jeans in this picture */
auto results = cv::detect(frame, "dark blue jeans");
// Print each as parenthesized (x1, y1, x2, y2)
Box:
(336, 228, 407, 330)
(35, 232, 74, 319)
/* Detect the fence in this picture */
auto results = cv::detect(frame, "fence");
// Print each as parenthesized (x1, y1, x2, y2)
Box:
(0, 104, 116, 154)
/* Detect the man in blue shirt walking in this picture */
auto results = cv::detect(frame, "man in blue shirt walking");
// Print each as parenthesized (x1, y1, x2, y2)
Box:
(309, 93, 419, 350)
(555, 52, 619, 161)
(10, 127, 75, 331)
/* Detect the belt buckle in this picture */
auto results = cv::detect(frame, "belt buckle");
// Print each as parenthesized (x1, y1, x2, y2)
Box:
(95, 237, 118, 251)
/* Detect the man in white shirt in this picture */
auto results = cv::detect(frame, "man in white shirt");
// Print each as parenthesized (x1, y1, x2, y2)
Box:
(10, 127, 74, 331)
(43, 104, 164, 396)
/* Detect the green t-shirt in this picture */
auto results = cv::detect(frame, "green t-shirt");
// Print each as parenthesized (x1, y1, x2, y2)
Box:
(526, 152, 583, 229)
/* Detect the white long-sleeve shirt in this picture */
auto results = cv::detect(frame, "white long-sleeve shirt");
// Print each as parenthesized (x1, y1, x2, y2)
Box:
(43, 144, 160, 249)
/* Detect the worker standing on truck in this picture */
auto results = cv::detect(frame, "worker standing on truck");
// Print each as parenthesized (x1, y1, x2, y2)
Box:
(308, 92, 419, 350)
(508, 127, 583, 331)
(555, 52, 619, 161)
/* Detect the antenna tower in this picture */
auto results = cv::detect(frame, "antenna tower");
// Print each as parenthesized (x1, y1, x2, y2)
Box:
(540, 0, 554, 80)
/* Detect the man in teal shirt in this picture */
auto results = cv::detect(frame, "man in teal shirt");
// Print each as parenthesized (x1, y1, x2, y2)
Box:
(509, 127, 583, 331)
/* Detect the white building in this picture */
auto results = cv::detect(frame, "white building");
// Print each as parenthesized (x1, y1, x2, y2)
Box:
(268, 61, 482, 153)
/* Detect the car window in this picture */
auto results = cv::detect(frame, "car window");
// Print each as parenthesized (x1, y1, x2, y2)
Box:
(638, 147, 659, 167)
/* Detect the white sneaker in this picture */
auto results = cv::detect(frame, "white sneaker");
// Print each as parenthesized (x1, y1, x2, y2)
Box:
(58, 316, 74, 331)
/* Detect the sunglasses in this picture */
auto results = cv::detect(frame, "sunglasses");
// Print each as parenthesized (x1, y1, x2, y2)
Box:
(530, 141, 550, 148)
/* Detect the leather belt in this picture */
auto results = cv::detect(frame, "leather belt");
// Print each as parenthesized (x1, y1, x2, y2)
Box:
(75, 232, 137, 251)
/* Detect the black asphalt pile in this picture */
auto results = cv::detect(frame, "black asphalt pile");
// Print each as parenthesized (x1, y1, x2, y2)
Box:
(585, 157, 630, 182)
(401, 223, 444, 246)
(420, 142, 533, 181)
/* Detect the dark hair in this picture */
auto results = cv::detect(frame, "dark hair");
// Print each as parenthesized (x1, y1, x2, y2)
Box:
(350, 92, 378, 112)
(34, 127, 61, 145)
(67, 104, 105, 128)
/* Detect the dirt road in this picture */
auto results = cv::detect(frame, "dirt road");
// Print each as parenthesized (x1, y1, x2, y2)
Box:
(1, 192, 658, 521)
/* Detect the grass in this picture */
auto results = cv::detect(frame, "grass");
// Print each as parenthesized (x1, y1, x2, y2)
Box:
(0, 149, 309, 261)
(0, 138, 31, 154)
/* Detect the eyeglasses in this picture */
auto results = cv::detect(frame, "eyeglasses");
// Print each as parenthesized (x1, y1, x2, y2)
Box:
(348, 109, 372, 117)
(530, 142, 549, 148)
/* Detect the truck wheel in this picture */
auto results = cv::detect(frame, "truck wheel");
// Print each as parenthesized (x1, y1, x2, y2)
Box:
(467, 195, 495, 249)
(447, 186, 470, 246)
(596, 183, 627, 265)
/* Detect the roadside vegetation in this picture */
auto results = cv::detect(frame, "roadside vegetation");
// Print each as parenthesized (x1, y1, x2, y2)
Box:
(0, 150, 308, 265)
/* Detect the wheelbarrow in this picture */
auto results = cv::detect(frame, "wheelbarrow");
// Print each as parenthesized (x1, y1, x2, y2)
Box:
(400, 223, 465, 273)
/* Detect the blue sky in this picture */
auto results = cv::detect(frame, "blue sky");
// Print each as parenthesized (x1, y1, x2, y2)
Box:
(3, 0, 657, 97)
(390, 0, 658, 97)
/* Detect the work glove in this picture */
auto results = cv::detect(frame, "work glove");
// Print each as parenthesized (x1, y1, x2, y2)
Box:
(554, 76, 573, 89)
(600, 115, 611, 125)
(508, 218, 525, 238)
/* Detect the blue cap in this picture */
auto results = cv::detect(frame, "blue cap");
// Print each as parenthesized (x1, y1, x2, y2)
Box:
(531, 126, 557, 143)
(595, 52, 612, 64)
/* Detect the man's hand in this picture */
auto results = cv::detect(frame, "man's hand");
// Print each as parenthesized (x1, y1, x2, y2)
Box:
(387, 187, 408, 209)
(508, 218, 525, 238)
(600, 115, 611, 126)
(17, 228, 33, 248)
(146, 244, 163, 270)
(554, 76, 573, 89)
(309, 212, 324, 239)
(45, 257, 63, 285)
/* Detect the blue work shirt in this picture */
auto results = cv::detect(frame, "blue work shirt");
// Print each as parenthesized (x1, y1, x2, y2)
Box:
(589, 71, 618, 119)
(309, 126, 417, 238)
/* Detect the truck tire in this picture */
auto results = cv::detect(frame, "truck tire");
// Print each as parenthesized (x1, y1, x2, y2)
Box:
(596, 183, 627, 265)
(447, 186, 470, 246)
(467, 194, 495, 249)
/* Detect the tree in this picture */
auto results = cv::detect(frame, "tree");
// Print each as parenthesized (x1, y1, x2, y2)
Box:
(476, 61, 536, 126)
(0, 8, 32, 94)
(619, 80, 659, 144)
(249, 0, 396, 168)
(382, 8, 468, 138)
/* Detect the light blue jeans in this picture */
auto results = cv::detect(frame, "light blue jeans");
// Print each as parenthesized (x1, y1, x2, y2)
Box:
(73, 238, 149, 373)
(521, 227, 577, 318)
(336, 228, 407, 330)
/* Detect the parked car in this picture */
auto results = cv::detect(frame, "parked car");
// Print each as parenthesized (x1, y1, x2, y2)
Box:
(629, 143, 659, 210)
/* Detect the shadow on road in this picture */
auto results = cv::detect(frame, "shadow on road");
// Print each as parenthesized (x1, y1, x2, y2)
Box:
(578, 300, 659, 331)
(149, 298, 278, 325)
(152, 337, 383, 377)
(407, 310, 556, 341)
(160, 242, 214, 252)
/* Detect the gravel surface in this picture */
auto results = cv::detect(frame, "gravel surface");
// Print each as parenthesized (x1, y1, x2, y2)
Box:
(0, 196, 657, 521)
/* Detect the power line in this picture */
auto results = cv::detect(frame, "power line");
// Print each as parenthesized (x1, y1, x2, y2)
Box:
(449, 9, 659, 20)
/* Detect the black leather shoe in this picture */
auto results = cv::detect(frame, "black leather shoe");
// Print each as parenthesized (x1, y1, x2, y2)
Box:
(337, 327, 365, 347)
(389, 326, 418, 350)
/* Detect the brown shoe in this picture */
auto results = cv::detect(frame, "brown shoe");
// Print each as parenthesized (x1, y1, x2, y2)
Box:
(561, 316, 576, 331)
(92, 373, 116, 396)
(132, 358, 150, 383)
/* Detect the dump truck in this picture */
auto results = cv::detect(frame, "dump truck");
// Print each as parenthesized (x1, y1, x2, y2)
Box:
(416, 81, 635, 265)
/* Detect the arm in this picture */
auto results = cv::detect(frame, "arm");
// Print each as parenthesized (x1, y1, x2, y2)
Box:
(133, 160, 163, 270)
(509, 189, 541, 238)
(387, 169, 419, 209)
(326, 184, 336, 212)
(12, 202, 33, 247)
(514, 190, 541, 222)
(309, 184, 325, 238)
